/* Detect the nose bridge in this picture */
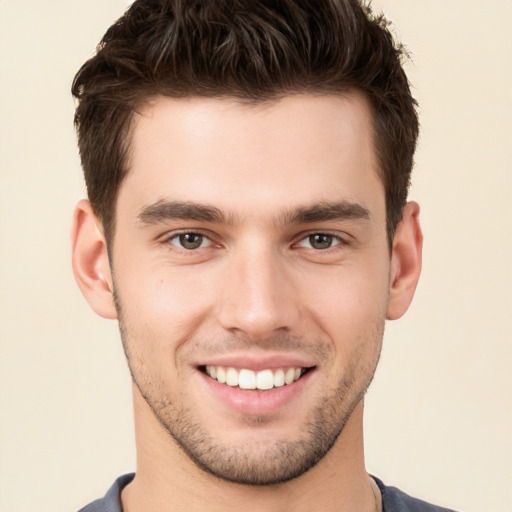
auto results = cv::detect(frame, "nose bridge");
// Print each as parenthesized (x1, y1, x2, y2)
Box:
(218, 238, 299, 338)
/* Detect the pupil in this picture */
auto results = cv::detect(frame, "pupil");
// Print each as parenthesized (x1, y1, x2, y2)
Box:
(310, 234, 332, 249)
(180, 233, 202, 249)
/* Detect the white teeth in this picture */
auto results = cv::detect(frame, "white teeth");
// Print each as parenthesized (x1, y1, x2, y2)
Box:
(226, 367, 239, 387)
(256, 369, 274, 390)
(239, 369, 256, 390)
(284, 368, 295, 385)
(216, 366, 226, 384)
(274, 369, 285, 387)
(205, 365, 305, 390)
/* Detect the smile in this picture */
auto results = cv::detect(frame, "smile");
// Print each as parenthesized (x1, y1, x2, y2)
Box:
(204, 365, 307, 390)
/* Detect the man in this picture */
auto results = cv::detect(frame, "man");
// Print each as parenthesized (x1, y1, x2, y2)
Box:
(70, 0, 455, 511)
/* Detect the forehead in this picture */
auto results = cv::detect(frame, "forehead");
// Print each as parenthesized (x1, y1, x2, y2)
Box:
(119, 93, 384, 223)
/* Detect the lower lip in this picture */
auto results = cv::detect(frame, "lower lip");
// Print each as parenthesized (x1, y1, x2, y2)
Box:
(197, 369, 314, 416)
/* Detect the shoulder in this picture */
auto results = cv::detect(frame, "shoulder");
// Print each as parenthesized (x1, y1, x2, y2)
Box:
(374, 477, 460, 512)
(77, 473, 134, 512)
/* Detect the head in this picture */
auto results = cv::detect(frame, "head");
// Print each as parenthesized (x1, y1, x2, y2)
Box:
(72, 0, 418, 246)
(71, 0, 422, 489)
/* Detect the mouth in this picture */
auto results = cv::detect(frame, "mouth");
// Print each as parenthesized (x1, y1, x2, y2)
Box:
(196, 359, 317, 415)
(199, 365, 314, 391)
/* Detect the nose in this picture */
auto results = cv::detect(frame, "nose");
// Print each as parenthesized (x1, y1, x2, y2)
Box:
(217, 243, 300, 340)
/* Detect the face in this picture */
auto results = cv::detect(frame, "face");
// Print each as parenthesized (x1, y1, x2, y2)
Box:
(111, 93, 391, 484)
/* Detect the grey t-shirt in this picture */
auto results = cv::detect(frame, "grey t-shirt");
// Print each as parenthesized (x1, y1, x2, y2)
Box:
(78, 473, 459, 512)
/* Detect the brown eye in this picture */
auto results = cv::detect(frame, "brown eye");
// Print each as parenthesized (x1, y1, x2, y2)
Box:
(296, 233, 341, 250)
(170, 233, 209, 250)
(309, 234, 334, 249)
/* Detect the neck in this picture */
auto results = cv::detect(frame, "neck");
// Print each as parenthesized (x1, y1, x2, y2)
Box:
(122, 385, 377, 512)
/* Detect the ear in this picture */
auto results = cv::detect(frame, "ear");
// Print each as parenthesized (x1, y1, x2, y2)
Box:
(71, 199, 117, 319)
(386, 201, 423, 320)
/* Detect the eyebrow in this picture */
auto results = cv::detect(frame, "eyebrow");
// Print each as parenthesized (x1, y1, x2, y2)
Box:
(138, 200, 230, 225)
(280, 201, 371, 225)
(137, 199, 370, 227)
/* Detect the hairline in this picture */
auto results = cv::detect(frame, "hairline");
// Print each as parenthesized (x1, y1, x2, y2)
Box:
(102, 88, 395, 249)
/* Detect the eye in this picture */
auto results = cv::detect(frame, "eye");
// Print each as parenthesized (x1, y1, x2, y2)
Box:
(297, 233, 341, 250)
(169, 232, 212, 250)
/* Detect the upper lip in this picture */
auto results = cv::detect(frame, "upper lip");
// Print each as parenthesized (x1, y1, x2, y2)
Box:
(196, 353, 317, 372)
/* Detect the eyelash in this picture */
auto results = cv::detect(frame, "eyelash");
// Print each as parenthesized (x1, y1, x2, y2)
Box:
(163, 230, 348, 253)
(294, 233, 345, 251)
(165, 231, 215, 252)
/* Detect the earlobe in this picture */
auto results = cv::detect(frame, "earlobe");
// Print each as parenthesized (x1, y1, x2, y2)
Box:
(386, 201, 423, 320)
(71, 199, 117, 319)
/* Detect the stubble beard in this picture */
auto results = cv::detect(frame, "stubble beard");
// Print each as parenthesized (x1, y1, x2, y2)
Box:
(115, 293, 383, 486)
(155, 372, 373, 485)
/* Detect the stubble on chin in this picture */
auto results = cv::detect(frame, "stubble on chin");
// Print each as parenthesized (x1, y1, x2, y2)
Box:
(117, 318, 384, 486)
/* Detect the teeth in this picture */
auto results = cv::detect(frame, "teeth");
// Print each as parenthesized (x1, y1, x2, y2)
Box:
(256, 369, 274, 390)
(285, 368, 295, 385)
(274, 369, 285, 387)
(205, 365, 305, 390)
(239, 369, 256, 390)
(216, 366, 226, 384)
(226, 367, 239, 387)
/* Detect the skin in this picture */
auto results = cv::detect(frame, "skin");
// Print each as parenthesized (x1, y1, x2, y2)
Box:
(72, 92, 422, 512)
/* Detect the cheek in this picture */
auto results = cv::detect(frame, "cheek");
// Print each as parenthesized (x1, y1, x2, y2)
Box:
(114, 270, 215, 393)
(115, 262, 219, 346)
(295, 258, 390, 344)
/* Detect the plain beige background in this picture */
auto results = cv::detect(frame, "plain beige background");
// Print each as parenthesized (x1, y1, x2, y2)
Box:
(1, 1, 511, 511)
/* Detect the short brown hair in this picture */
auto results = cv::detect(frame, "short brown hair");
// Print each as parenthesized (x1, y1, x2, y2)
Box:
(72, 0, 419, 244)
